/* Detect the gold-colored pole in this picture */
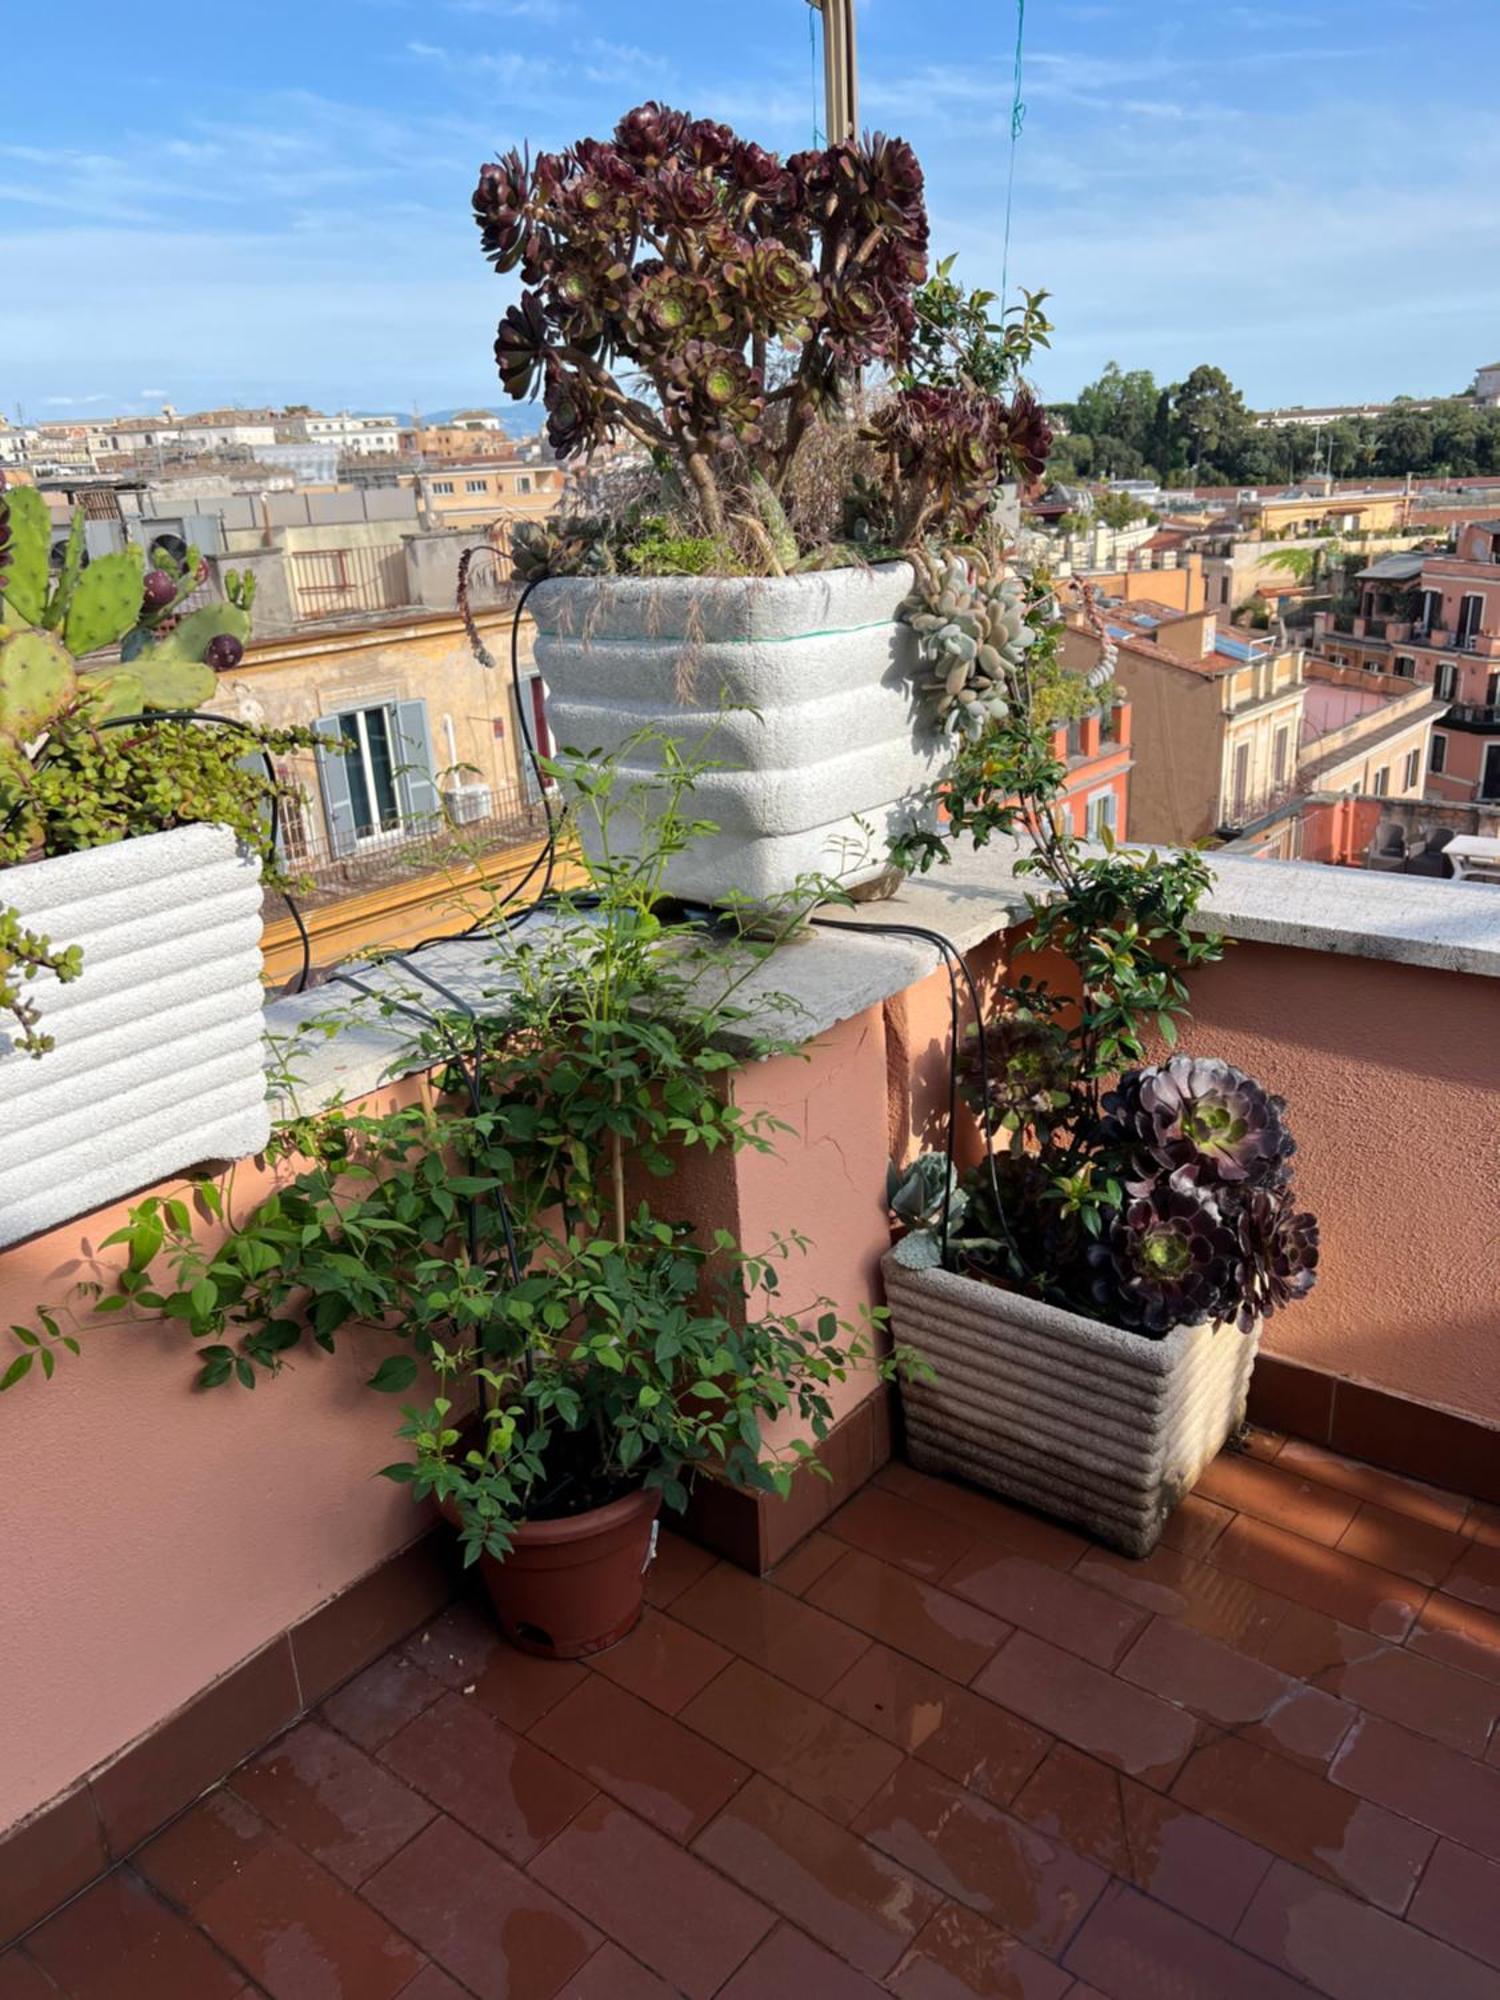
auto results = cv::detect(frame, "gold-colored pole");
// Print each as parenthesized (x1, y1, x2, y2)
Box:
(806, 0, 859, 144)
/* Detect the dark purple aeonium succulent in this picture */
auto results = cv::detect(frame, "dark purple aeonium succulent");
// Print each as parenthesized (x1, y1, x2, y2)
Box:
(1227, 1183, 1320, 1331)
(1101, 1055, 1295, 1189)
(1086, 1168, 1240, 1337)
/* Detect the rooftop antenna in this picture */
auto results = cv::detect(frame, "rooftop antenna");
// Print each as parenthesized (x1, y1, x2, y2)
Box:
(804, 0, 858, 144)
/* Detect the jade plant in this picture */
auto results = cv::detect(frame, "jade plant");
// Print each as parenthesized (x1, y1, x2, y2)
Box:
(473, 104, 1051, 568)
(0, 481, 299, 1060)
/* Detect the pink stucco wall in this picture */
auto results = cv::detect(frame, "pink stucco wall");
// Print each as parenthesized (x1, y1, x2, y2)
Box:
(0, 1081, 438, 1834)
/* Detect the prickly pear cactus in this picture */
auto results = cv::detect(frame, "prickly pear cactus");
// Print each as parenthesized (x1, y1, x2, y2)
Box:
(63, 549, 146, 656)
(0, 630, 75, 742)
(0, 487, 51, 626)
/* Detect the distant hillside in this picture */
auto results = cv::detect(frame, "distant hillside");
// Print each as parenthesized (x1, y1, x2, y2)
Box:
(357, 405, 541, 437)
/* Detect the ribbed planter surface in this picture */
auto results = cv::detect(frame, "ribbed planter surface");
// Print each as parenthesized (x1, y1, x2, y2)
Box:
(883, 1252, 1259, 1557)
(0, 825, 270, 1248)
(530, 562, 946, 904)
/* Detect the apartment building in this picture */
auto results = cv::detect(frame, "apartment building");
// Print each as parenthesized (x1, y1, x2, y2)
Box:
(1311, 521, 1500, 803)
(280, 411, 403, 456)
(421, 461, 568, 530)
(402, 414, 519, 462)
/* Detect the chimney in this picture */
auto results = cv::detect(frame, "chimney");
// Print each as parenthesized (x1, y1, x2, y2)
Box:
(1154, 609, 1217, 661)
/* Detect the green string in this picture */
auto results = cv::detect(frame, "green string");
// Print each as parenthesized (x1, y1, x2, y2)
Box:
(1000, 0, 1027, 304)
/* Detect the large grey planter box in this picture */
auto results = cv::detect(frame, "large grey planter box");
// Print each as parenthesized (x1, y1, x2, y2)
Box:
(883, 1252, 1259, 1557)
(530, 562, 946, 905)
(0, 825, 271, 1248)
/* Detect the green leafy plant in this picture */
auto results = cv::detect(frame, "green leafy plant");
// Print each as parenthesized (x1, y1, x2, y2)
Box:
(14, 738, 916, 1572)
(0, 482, 303, 1058)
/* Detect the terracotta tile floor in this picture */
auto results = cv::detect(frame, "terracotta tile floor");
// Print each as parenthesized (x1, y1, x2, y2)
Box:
(9, 1430, 1500, 1999)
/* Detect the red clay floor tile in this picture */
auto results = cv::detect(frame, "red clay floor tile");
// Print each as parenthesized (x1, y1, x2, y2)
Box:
(136, 1787, 272, 1910)
(1407, 1838, 1500, 1973)
(557, 1941, 681, 1998)
(889, 1899, 1074, 1999)
(0, 1954, 63, 2000)
(642, 1529, 717, 1609)
(1314, 1642, 1500, 1757)
(1235, 1855, 1500, 2000)
(691, 1774, 938, 1979)
(1170, 1733, 1435, 1913)
(587, 1606, 731, 1714)
(717, 1921, 890, 1999)
(379, 1689, 594, 1863)
(1209, 1514, 1428, 1641)
(1012, 1742, 1274, 1939)
(535, 1794, 774, 1999)
(1063, 1880, 1311, 2000)
(530, 1673, 748, 1842)
(826, 1485, 979, 1580)
(364, 1812, 599, 2000)
(1158, 1493, 1235, 1560)
(940, 1547, 1147, 1669)
(873, 1464, 1088, 1569)
(396, 1967, 474, 2000)
(193, 1834, 423, 2000)
(852, 1758, 1107, 1956)
(1116, 1616, 1353, 1770)
(1196, 1453, 1360, 1545)
(24, 1868, 247, 2000)
(1330, 1711, 1500, 1861)
(826, 1643, 1051, 1807)
(1251, 1602, 1384, 1681)
(1444, 1539, 1500, 1616)
(680, 1658, 901, 1824)
(229, 1717, 434, 1887)
(0, 1783, 110, 1953)
(673, 1561, 871, 1697)
(769, 1530, 849, 1598)
(1407, 1591, 1500, 1685)
(973, 1632, 1199, 1788)
(805, 1549, 1009, 1683)
(1273, 1439, 1471, 1533)
(320, 1648, 445, 1750)
(1335, 1501, 1468, 1589)
(1073, 1542, 1289, 1656)
(1462, 1501, 1500, 1549)
(410, 1600, 586, 1732)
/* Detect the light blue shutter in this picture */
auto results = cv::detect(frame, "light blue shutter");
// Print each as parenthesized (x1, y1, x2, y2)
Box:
(313, 715, 357, 857)
(392, 700, 441, 826)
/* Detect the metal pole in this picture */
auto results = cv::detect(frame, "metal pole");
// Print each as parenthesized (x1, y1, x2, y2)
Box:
(806, 0, 858, 144)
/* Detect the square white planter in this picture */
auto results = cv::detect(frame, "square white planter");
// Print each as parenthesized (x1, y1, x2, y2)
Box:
(0, 825, 271, 1248)
(530, 562, 946, 905)
(882, 1252, 1259, 1557)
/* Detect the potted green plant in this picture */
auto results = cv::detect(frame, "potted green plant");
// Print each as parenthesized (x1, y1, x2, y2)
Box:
(0, 484, 307, 1248)
(40, 740, 896, 1653)
(882, 578, 1319, 1556)
(473, 104, 1052, 905)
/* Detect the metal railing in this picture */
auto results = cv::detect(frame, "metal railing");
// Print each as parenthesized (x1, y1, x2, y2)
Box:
(290, 544, 411, 620)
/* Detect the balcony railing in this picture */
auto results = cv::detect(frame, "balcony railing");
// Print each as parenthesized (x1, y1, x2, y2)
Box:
(1443, 702, 1500, 731)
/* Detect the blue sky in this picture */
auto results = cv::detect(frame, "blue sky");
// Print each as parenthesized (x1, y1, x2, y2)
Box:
(5, 0, 1500, 420)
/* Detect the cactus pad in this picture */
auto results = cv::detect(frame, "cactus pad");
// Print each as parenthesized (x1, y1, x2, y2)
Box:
(0, 488, 52, 626)
(143, 603, 251, 669)
(0, 630, 76, 742)
(135, 656, 217, 711)
(63, 548, 146, 657)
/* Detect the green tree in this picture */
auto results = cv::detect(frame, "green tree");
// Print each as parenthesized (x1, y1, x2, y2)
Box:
(1373, 406, 1435, 476)
(1073, 363, 1160, 464)
(1161, 365, 1254, 477)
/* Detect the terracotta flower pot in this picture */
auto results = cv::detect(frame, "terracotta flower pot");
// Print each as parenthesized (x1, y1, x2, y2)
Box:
(451, 1488, 663, 1660)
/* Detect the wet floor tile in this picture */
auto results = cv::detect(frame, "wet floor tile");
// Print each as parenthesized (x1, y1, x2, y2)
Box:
(1171, 1734, 1434, 1913)
(889, 1899, 1074, 1999)
(379, 1689, 594, 1864)
(1272, 1441, 1470, 1534)
(1252, 1604, 1385, 1681)
(1314, 1643, 1500, 1757)
(1116, 1617, 1353, 1770)
(536, 1795, 774, 1999)
(973, 1633, 1198, 1789)
(806, 1549, 1009, 1683)
(1196, 1455, 1360, 1546)
(717, 1921, 889, 1998)
(1406, 1591, 1500, 1685)
(0, 1954, 67, 2000)
(1209, 1515, 1427, 1641)
(397, 1968, 472, 2000)
(1335, 1502, 1467, 1589)
(1073, 1543, 1289, 1656)
(873, 1464, 1088, 1569)
(1236, 1856, 1500, 2000)
(194, 1834, 423, 2000)
(692, 1775, 939, 1979)
(827, 1644, 1051, 1807)
(24, 1868, 247, 2000)
(940, 1549, 1147, 1670)
(408, 1605, 584, 1732)
(1331, 1712, 1500, 1861)
(1407, 1840, 1500, 1973)
(320, 1649, 446, 1751)
(136, 1788, 271, 1910)
(767, 1531, 846, 1598)
(530, 1673, 748, 1842)
(1064, 1880, 1311, 2000)
(587, 1606, 732, 1715)
(364, 1813, 599, 2000)
(674, 1561, 871, 1697)
(827, 1485, 979, 1580)
(680, 1658, 901, 1824)
(1013, 1742, 1273, 1939)
(853, 1758, 1106, 1956)
(1444, 1540, 1500, 1616)
(557, 1941, 681, 1998)
(642, 1530, 717, 1609)
(230, 1718, 433, 1887)
(1159, 1494, 1235, 1561)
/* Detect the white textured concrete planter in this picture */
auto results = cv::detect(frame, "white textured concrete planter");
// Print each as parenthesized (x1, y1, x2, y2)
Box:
(883, 1252, 1259, 1557)
(0, 825, 270, 1248)
(530, 562, 946, 904)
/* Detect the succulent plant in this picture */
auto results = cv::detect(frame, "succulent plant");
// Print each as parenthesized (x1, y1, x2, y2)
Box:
(1226, 1184, 1319, 1329)
(956, 1005, 1074, 1134)
(904, 555, 1039, 741)
(886, 1153, 969, 1269)
(1101, 1056, 1296, 1189)
(1086, 1170, 1240, 1336)
(509, 517, 613, 585)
